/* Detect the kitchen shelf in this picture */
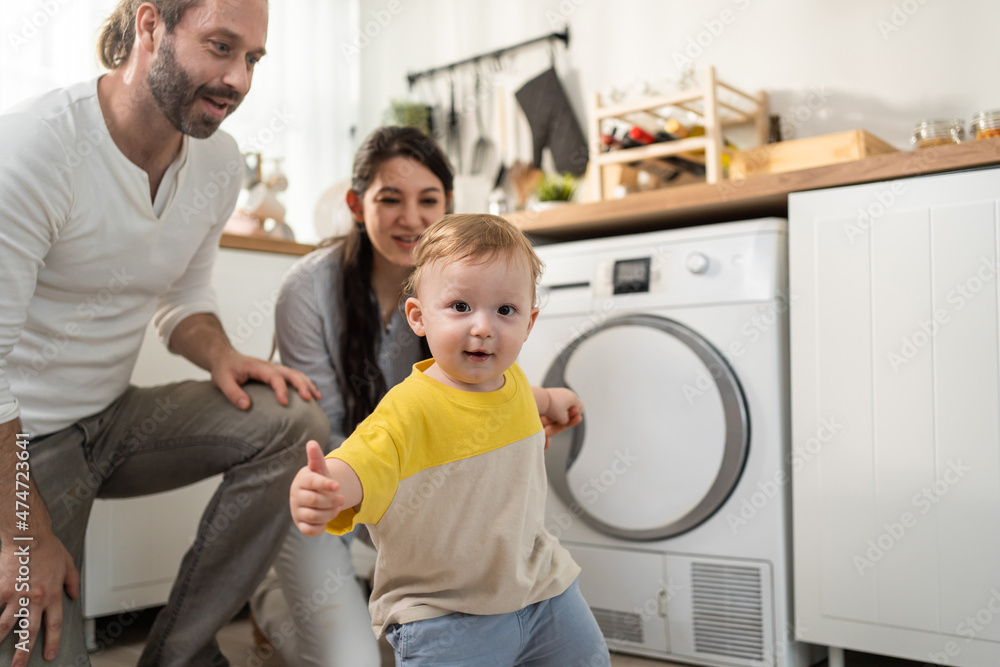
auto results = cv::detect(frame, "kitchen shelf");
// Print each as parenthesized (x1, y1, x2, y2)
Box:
(220, 233, 314, 256)
(588, 65, 768, 199)
(511, 136, 1000, 241)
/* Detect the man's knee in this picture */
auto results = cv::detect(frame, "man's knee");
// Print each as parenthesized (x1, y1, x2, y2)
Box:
(245, 385, 329, 456)
(281, 391, 329, 444)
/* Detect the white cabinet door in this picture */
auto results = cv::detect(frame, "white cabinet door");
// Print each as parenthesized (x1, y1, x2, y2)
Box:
(83, 248, 302, 619)
(789, 167, 1000, 666)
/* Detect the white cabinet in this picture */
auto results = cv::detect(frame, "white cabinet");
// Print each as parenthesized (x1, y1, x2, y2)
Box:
(789, 167, 1000, 665)
(83, 247, 302, 620)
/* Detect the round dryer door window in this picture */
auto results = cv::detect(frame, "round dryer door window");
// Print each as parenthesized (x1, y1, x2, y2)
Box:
(544, 314, 749, 541)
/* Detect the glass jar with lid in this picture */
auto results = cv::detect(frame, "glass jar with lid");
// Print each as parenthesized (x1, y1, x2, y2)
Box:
(910, 119, 964, 149)
(971, 110, 1000, 140)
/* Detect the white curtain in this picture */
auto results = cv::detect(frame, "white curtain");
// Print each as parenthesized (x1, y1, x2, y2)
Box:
(0, 0, 359, 244)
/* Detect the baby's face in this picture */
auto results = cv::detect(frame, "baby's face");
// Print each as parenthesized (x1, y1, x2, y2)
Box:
(405, 254, 538, 392)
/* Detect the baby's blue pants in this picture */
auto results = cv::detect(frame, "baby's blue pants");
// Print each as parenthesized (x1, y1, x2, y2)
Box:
(385, 579, 611, 666)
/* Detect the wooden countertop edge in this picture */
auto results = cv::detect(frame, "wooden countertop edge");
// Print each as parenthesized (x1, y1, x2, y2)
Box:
(509, 138, 1000, 239)
(219, 233, 315, 256)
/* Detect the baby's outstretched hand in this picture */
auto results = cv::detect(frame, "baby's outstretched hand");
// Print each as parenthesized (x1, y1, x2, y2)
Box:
(290, 440, 347, 536)
(540, 387, 583, 449)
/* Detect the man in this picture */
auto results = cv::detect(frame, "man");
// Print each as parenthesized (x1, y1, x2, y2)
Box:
(0, 1, 328, 665)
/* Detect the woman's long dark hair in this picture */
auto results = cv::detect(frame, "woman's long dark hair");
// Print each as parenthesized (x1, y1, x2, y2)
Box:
(332, 126, 453, 433)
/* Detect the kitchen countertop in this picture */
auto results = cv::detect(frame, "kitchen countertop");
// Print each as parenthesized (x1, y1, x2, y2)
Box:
(509, 136, 1000, 242)
(219, 233, 315, 256)
(218, 138, 1000, 253)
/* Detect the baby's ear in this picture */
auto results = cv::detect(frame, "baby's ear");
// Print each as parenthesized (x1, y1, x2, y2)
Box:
(525, 307, 540, 339)
(405, 297, 426, 336)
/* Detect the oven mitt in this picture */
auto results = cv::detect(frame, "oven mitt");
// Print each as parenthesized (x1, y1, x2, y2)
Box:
(515, 68, 589, 177)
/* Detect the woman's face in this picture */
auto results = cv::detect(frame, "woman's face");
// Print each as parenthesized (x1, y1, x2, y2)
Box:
(353, 156, 449, 269)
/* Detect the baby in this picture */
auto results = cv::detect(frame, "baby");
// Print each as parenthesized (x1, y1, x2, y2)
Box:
(289, 213, 610, 666)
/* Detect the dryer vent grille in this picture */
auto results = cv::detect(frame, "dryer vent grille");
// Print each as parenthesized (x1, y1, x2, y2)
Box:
(590, 607, 643, 645)
(690, 561, 765, 662)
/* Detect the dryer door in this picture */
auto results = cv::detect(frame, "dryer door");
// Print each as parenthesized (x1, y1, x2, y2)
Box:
(544, 314, 749, 541)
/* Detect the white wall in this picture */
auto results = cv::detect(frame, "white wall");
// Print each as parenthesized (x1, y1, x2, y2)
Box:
(0, 0, 359, 245)
(356, 0, 999, 213)
(4, 1, 994, 242)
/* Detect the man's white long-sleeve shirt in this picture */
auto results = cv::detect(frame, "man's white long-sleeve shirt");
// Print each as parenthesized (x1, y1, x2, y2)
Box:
(0, 78, 243, 436)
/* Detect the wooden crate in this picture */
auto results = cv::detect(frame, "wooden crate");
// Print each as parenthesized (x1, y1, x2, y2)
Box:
(729, 130, 897, 180)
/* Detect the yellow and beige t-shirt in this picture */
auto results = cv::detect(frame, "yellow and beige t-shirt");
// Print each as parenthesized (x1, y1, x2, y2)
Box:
(327, 359, 580, 637)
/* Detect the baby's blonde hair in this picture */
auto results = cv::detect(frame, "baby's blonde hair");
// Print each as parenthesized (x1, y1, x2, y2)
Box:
(405, 214, 543, 304)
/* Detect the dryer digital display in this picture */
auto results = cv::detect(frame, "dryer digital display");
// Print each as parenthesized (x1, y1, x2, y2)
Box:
(612, 257, 651, 294)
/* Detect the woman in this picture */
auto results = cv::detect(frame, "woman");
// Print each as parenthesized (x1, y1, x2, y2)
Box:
(250, 126, 453, 666)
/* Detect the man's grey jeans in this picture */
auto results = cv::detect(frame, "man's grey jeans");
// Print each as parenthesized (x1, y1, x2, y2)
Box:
(0, 380, 328, 666)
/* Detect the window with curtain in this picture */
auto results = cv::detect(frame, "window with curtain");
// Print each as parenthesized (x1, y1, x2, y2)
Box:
(0, 0, 359, 244)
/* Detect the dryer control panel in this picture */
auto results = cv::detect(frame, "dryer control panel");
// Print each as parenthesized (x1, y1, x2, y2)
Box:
(536, 218, 787, 315)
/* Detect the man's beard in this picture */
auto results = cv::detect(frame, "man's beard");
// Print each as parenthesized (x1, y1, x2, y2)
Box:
(147, 36, 242, 139)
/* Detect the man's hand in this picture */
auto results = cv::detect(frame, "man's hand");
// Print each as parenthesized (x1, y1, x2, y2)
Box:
(289, 441, 348, 536)
(0, 529, 80, 666)
(1, 419, 81, 665)
(168, 313, 320, 409)
(211, 348, 321, 410)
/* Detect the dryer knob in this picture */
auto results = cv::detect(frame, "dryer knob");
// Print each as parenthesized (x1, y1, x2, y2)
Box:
(686, 252, 710, 274)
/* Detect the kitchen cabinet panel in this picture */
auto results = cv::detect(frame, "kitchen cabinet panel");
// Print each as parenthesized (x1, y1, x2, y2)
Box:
(790, 168, 1000, 665)
(84, 248, 301, 621)
(930, 202, 1000, 642)
(813, 213, 877, 624)
(869, 207, 939, 633)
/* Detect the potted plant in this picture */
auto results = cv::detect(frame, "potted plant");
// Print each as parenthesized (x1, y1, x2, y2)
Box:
(384, 100, 431, 135)
(531, 172, 577, 210)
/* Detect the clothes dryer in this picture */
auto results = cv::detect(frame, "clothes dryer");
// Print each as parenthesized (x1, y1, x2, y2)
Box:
(520, 219, 808, 666)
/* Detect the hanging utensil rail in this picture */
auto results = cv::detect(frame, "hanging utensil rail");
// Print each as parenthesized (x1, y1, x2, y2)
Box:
(406, 28, 569, 88)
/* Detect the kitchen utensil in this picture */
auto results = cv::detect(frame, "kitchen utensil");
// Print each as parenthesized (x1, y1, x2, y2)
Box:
(489, 83, 510, 202)
(510, 160, 543, 209)
(470, 71, 492, 175)
(447, 76, 462, 174)
(515, 67, 589, 177)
